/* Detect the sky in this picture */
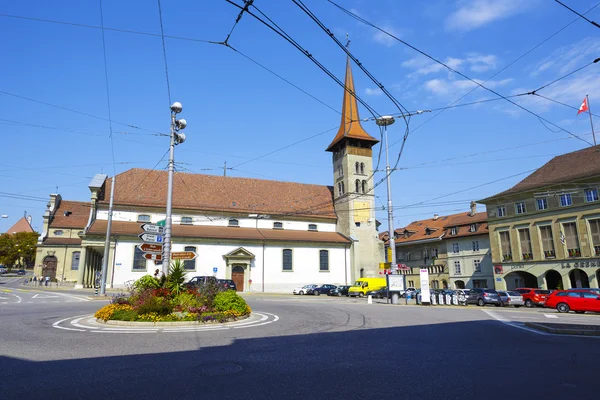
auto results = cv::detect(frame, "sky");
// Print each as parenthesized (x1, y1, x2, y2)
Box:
(1, 0, 599, 234)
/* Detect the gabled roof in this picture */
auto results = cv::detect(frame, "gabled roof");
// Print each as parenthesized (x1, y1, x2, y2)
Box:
(325, 57, 379, 152)
(100, 169, 337, 220)
(443, 211, 487, 228)
(6, 217, 34, 234)
(50, 201, 90, 229)
(479, 145, 600, 202)
(394, 214, 454, 245)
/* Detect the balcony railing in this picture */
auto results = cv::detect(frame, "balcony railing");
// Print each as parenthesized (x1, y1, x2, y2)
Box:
(522, 253, 533, 261)
(502, 253, 512, 262)
(567, 248, 581, 258)
(544, 250, 556, 259)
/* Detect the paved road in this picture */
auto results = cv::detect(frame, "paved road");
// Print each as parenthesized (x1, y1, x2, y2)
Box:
(1, 289, 598, 400)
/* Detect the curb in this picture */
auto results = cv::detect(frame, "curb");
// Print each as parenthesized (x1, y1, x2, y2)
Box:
(95, 313, 250, 326)
(524, 322, 600, 336)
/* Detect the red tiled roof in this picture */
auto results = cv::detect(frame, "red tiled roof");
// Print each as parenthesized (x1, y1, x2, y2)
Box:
(100, 169, 336, 220)
(87, 220, 351, 244)
(394, 210, 489, 244)
(42, 238, 82, 246)
(480, 145, 600, 201)
(443, 212, 487, 227)
(6, 217, 34, 234)
(50, 201, 90, 229)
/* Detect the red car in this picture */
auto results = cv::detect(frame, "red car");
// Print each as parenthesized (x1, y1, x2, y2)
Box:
(514, 288, 552, 308)
(544, 290, 600, 314)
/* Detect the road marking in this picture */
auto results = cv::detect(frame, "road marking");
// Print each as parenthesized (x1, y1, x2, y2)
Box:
(482, 310, 550, 336)
(31, 294, 60, 299)
(544, 314, 559, 319)
(0, 296, 9, 300)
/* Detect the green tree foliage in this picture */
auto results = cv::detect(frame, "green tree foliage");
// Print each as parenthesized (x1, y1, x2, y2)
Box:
(167, 260, 187, 296)
(0, 232, 38, 268)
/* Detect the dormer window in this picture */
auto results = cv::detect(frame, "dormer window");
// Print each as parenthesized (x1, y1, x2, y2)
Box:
(425, 228, 432, 235)
(273, 222, 283, 229)
(469, 224, 477, 232)
(451, 227, 457, 235)
(53, 230, 63, 236)
(308, 224, 318, 231)
(181, 217, 193, 225)
(229, 218, 239, 227)
(137, 214, 151, 222)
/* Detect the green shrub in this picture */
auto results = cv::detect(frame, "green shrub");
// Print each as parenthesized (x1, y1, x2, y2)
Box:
(111, 309, 138, 321)
(167, 260, 186, 296)
(135, 293, 173, 316)
(172, 292, 200, 309)
(213, 291, 248, 314)
(133, 275, 160, 292)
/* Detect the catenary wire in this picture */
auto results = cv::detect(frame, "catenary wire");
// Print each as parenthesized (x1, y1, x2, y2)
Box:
(156, 0, 172, 106)
(99, 0, 117, 178)
(555, 0, 600, 29)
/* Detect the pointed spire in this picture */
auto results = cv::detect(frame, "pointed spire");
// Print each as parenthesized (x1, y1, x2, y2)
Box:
(326, 57, 379, 152)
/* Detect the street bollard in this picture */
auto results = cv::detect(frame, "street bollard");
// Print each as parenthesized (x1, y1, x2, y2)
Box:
(94, 287, 99, 296)
(367, 294, 372, 304)
(391, 292, 399, 305)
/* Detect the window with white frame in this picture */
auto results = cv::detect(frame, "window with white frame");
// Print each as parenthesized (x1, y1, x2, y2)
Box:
(497, 206, 506, 217)
(137, 214, 151, 222)
(71, 252, 80, 270)
(355, 162, 360, 174)
(472, 240, 479, 251)
(338, 165, 343, 177)
(308, 224, 318, 231)
(183, 246, 196, 270)
(431, 248, 438, 258)
(452, 243, 459, 253)
(273, 222, 283, 229)
(454, 261, 461, 274)
(360, 162, 365, 175)
(518, 228, 533, 260)
(585, 188, 599, 203)
(560, 194, 573, 207)
(469, 224, 477, 232)
(539, 225, 556, 258)
(451, 227, 457, 235)
(355, 180, 360, 193)
(228, 218, 239, 227)
(282, 249, 293, 271)
(132, 246, 147, 271)
(473, 259, 481, 273)
(536, 198, 548, 210)
(563, 222, 580, 257)
(319, 250, 329, 271)
(499, 231, 512, 261)
(181, 216, 193, 225)
(515, 202, 526, 214)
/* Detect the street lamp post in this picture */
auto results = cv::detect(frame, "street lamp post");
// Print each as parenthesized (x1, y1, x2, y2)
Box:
(162, 102, 187, 276)
(249, 213, 269, 293)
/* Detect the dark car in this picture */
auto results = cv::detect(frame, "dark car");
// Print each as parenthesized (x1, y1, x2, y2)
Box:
(367, 287, 389, 299)
(329, 285, 350, 297)
(312, 284, 337, 296)
(184, 276, 220, 290)
(218, 279, 237, 291)
(466, 288, 501, 306)
(16, 269, 26, 276)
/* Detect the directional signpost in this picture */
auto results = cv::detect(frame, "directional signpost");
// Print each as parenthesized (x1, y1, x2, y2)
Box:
(141, 223, 165, 234)
(143, 253, 163, 261)
(139, 224, 165, 264)
(171, 251, 197, 261)
(139, 233, 164, 243)
(138, 243, 163, 253)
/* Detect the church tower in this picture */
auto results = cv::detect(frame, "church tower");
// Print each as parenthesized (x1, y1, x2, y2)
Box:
(326, 57, 384, 281)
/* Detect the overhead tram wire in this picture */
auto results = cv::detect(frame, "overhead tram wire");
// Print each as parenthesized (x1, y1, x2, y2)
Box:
(223, 0, 253, 45)
(555, 0, 600, 29)
(156, 0, 172, 105)
(327, 0, 594, 146)
(99, 0, 117, 177)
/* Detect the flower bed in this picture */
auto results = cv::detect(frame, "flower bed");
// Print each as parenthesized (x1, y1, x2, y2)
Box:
(94, 262, 251, 323)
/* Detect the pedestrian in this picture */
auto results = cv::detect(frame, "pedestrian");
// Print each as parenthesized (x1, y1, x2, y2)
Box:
(33, 276, 37, 285)
(45, 276, 49, 287)
(39, 276, 43, 287)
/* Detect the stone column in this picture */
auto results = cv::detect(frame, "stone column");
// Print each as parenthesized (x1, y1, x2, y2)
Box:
(561, 272, 571, 291)
(74, 247, 88, 289)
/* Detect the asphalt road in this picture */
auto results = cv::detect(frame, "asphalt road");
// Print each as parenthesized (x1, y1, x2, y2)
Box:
(1, 283, 598, 400)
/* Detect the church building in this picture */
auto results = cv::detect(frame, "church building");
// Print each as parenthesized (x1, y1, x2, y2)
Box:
(33, 58, 384, 292)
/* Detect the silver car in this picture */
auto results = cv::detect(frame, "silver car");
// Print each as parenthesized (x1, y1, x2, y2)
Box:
(497, 290, 524, 307)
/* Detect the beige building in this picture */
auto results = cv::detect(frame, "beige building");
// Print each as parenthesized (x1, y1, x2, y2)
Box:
(479, 146, 600, 290)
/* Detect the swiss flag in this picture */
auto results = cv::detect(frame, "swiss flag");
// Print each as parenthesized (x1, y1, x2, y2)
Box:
(577, 97, 589, 115)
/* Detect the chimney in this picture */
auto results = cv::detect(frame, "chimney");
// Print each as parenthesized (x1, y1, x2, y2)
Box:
(469, 201, 477, 216)
(433, 214, 439, 220)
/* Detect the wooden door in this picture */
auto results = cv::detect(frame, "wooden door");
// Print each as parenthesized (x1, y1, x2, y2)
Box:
(232, 266, 244, 292)
(42, 256, 57, 280)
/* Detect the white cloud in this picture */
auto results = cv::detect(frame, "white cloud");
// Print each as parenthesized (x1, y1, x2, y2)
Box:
(424, 77, 512, 96)
(466, 53, 497, 72)
(402, 53, 496, 76)
(445, 0, 534, 32)
(372, 26, 401, 47)
(365, 87, 383, 96)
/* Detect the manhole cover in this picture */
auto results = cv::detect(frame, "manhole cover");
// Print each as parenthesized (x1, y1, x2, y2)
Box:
(201, 364, 243, 376)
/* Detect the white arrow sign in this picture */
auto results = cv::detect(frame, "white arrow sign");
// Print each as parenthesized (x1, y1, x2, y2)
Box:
(141, 223, 165, 234)
(139, 233, 164, 243)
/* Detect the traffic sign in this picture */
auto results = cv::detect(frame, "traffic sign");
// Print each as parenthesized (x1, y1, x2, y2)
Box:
(138, 243, 163, 253)
(139, 233, 164, 243)
(156, 219, 166, 227)
(143, 253, 163, 261)
(171, 251, 197, 260)
(212, 267, 218, 273)
(141, 224, 165, 234)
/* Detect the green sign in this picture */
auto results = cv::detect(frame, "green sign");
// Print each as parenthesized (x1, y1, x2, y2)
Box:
(156, 219, 166, 227)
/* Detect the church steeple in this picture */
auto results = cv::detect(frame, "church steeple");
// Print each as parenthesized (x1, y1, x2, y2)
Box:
(325, 57, 379, 152)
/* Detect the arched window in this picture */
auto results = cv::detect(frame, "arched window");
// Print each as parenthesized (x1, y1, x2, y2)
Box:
(319, 250, 329, 271)
(137, 214, 151, 222)
(183, 246, 196, 270)
(71, 252, 80, 270)
(355, 162, 360, 174)
(181, 216, 193, 225)
(355, 179, 360, 193)
(273, 222, 283, 229)
(228, 218, 239, 227)
(308, 224, 318, 231)
(362, 180, 367, 193)
(341, 182, 345, 194)
(338, 182, 342, 196)
(360, 162, 365, 175)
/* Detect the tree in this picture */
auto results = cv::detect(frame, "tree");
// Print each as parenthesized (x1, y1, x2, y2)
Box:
(0, 232, 38, 269)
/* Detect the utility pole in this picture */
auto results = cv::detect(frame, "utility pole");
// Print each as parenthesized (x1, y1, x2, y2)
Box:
(162, 102, 187, 276)
(224, 161, 227, 177)
(99, 175, 115, 295)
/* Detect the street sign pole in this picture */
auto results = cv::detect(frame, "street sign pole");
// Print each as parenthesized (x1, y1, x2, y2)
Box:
(99, 174, 116, 296)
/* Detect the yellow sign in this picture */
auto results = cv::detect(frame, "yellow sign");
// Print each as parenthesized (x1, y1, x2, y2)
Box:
(353, 201, 370, 223)
(387, 246, 392, 263)
(379, 262, 391, 270)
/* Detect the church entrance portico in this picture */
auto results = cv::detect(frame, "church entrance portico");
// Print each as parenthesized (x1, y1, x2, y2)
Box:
(223, 247, 255, 292)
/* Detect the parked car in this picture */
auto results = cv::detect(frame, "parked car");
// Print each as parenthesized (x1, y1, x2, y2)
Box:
(454, 289, 470, 297)
(496, 290, 524, 307)
(329, 285, 350, 297)
(367, 287, 389, 299)
(16, 269, 27, 276)
(544, 290, 600, 313)
(401, 287, 417, 298)
(293, 284, 317, 295)
(0, 267, 7, 274)
(514, 288, 552, 308)
(568, 288, 600, 295)
(218, 279, 237, 291)
(312, 284, 337, 296)
(348, 278, 387, 297)
(466, 288, 501, 306)
(184, 276, 219, 290)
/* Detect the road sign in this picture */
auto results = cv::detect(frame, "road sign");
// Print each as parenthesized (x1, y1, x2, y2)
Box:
(141, 224, 165, 234)
(138, 233, 164, 243)
(143, 253, 163, 261)
(138, 243, 163, 253)
(171, 251, 197, 260)
(156, 219, 166, 227)
(212, 267, 218, 273)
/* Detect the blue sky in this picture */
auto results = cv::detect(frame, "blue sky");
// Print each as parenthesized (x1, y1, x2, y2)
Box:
(1, 0, 599, 234)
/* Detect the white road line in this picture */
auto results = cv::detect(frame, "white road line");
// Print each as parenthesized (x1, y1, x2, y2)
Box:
(163, 328, 230, 333)
(90, 330, 157, 333)
(482, 309, 550, 336)
(52, 315, 89, 332)
(544, 314, 559, 319)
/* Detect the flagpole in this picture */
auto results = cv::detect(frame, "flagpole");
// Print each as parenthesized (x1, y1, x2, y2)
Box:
(587, 95, 597, 146)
